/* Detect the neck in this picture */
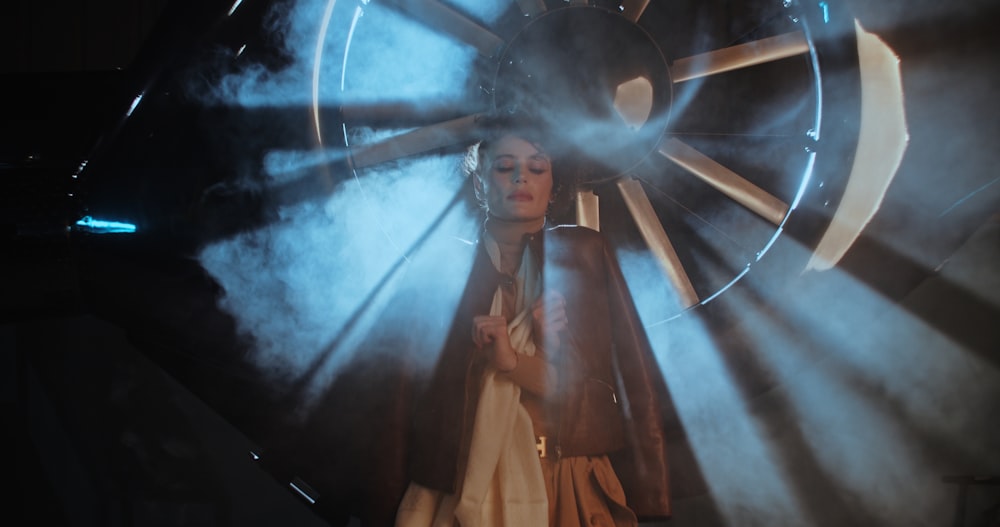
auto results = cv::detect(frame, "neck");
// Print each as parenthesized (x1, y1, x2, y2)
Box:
(485, 215, 545, 244)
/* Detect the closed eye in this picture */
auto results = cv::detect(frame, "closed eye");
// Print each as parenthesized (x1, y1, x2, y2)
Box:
(528, 162, 550, 174)
(493, 160, 516, 172)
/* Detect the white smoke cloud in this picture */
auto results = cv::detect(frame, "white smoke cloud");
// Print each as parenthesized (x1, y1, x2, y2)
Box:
(195, 0, 490, 396)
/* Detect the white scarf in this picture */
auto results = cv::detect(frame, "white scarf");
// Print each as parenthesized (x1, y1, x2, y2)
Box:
(396, 234, 548, 527)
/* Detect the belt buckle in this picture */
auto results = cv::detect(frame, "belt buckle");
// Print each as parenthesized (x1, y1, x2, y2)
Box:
(536, 436, 547, 459)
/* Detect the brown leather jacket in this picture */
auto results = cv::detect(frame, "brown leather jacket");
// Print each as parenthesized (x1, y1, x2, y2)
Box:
(409, 225, 671, 520)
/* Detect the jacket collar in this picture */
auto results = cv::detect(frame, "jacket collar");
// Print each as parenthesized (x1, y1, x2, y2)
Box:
(476, 222, 548, 275)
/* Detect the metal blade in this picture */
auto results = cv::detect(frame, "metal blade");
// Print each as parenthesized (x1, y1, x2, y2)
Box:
(658, 138, 789, 225)
(575, 189, 601, 231)
(671, 31, 809, 83)
(516, 0, 547, 17)
(349, 114, 482, 169)
(339, 100, 482, 126)
(620, 0, 651, 23)
(617, 177, 700, 309)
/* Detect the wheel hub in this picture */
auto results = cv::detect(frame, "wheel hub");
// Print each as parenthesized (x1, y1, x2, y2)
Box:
(492, 6, 673, 181)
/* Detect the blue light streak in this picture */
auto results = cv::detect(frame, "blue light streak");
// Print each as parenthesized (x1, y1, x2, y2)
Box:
(74, 216, 137, 233)
(938, 176, 1000, 217)
(312, 0, 339, 143)
(126, 92, 144, 117)
(342, 6, 364, 92)
(73, 159, 88, 178)
(788, 150, 817, 213)
(288, 478, 318, 504)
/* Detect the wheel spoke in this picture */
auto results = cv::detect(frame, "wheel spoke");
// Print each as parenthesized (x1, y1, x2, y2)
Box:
(617, 177, 700, 309)
(657, 138, 789, 226)
(515, 0, 547, 18)
(575, 189, 601, 231)
(383, 0, 505, 58)
(339, 99, 484, 126)
(671, 30, 809, 83)
(620, 0, 651, 23)
(349, 113, 483, 169)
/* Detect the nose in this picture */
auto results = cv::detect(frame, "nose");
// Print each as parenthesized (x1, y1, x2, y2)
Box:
(513, 163, 528, 183)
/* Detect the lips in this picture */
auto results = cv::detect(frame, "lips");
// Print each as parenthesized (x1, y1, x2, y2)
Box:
(507, 191, 532, 201)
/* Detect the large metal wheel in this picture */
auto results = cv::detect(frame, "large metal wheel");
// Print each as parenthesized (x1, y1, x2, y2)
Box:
(318, 0, 860, 322)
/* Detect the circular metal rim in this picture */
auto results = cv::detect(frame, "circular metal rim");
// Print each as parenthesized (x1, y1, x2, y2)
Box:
(322, 0, 860, 322)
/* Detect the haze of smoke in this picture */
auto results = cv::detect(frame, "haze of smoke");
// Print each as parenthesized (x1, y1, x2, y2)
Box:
(200, 152, 470, 382)
(338, 5, 475, 103)
(649, 312, 809, 526)
(196, 0, 489, 389)
(621, 210, 997, 526)
(636, 243, 979, 525)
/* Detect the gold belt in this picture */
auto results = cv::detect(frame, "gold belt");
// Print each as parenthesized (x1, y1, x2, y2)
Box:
(535, 436, 560, 459)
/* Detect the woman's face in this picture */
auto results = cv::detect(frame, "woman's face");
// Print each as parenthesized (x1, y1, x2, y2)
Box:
(479, 135, 554, 223)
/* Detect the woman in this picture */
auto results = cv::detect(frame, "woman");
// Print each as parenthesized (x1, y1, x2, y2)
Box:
(395, 120, 670, 527)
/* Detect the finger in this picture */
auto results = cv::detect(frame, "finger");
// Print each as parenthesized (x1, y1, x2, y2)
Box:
(482, 323, 504, 341)
(545, 289, 565, 304)
(542, 306, 565, 326)
(534, 290, 560, 307)
(547, 308, 568, 323)
(545, 310, 568, 330)
(534, 292, 566, 318)
(545, 301, 566, 316)
(473, 314, 502, 326)
(548, 319, 568, 333)
(480, 315, 507, 326)
(472, 316, 492, 346)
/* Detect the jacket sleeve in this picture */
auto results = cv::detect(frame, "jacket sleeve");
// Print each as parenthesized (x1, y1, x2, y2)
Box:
(603, 240, 672, 520)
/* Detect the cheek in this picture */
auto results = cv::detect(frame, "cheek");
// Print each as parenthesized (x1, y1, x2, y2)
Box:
(482, 176, 506, 205)
(487, 172, 510, 193)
